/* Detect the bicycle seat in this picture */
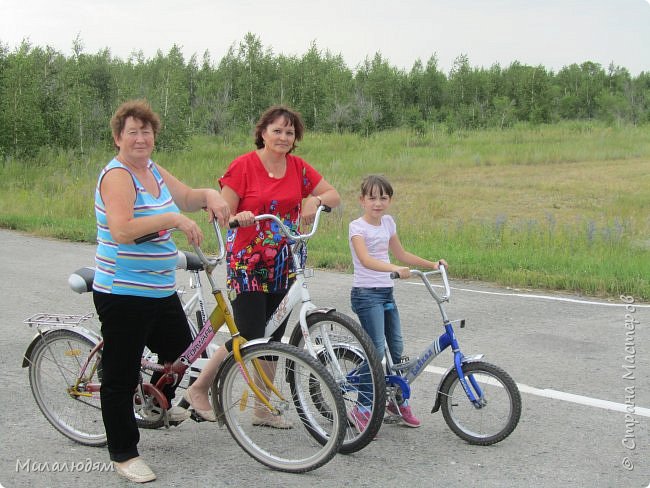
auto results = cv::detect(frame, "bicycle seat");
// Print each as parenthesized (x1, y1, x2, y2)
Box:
(68, 267, 95, 294)
(68, 251, 204, 294)
(177, 251, 204, 271)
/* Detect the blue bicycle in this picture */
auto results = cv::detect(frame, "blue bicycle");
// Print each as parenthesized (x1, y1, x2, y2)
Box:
(348, 265, 521, 445)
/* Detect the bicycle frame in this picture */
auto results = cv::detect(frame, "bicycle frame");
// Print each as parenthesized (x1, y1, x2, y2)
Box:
(175, 262, 218, 379)
(242, 208, 351, 381)
(178, 271, 209, 336)
(263, 237, 324, 356)
(30, 223, 285, 417)
(167, 207, 357, 402)
(138, 224, 285, 414)
(172, 208, 332, 368)
(383, 268, 486, 409)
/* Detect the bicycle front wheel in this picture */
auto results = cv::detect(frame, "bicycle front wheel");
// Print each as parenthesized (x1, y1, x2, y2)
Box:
(289, 311, 385, 454)
(439, 361, 521, 445)
(28, 329, 106, 446)
(217, 342, 345, 473)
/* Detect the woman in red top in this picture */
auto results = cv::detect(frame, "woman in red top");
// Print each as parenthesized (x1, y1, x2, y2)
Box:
(183, 105, 340, 426)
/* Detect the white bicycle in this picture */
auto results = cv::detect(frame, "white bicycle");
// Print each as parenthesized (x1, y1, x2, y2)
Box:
(181, 205, 385, 453)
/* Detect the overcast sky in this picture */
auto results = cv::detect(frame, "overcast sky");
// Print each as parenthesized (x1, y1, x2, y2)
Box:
(2, 0, 649, 75)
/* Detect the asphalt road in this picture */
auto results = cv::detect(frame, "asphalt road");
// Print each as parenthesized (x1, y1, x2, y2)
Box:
(1, 229, 648, 488)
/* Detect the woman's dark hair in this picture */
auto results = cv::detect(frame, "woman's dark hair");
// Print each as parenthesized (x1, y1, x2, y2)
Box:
(110, 99, 161, 149)
(360, 174, 394, 198)
(254, 105, 305, 153)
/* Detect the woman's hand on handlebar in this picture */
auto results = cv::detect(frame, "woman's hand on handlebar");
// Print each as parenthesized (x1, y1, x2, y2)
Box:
(300, 196, 320, 226)
(231, 211, 255, 228)
(176, 214, 204, 246)
(203, 189, 231, 227)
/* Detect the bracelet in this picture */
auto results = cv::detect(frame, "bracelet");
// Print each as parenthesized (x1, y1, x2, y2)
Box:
(314, 195, 323, 206)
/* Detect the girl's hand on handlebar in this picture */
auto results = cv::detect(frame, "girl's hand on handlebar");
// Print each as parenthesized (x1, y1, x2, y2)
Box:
(433, 259, 449, 270)
(394, 266, 411, 279)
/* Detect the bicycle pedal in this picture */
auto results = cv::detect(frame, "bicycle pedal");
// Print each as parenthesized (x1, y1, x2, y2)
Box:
(383, 414, 401, 424)
(189, 411, 208, 423)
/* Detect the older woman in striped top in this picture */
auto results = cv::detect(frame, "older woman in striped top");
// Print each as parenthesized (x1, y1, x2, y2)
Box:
(92, 99, 230, 483)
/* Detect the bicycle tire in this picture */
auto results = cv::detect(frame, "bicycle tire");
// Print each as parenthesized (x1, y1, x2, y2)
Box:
(288, 311, 385, 454)
(216, 342, 345, 473)
(439, 361, 521, 445)
(28, 329, 106, 446)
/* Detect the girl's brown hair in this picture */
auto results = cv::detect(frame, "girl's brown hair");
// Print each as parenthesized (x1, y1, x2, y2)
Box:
(360, 174, 394, 198)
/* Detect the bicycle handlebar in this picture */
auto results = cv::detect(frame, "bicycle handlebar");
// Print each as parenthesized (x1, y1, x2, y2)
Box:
(134, 229, 171, 245)
(134, 220, 227, 274)
(390, 265, 451, 304)
(229, 205, 331, 241)
(191, 220, 226, 269)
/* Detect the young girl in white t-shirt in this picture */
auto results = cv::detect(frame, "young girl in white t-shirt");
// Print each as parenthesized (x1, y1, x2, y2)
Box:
(348, 174, 448, 431)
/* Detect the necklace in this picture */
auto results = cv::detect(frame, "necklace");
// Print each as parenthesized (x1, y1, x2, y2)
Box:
(259, 151, 286, 179)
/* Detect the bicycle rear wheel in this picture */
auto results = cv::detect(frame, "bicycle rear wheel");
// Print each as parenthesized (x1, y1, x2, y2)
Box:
(289, 311, 385, 453)
(28, 329, 106, 446)
(217, 342, 345, 473)
(439, 361, 521, 445)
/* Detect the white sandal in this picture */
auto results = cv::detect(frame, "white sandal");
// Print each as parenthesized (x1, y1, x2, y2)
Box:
(252, 413, 293, 429)
(115, 457, 156, 483)
(184, 387, 217, 422)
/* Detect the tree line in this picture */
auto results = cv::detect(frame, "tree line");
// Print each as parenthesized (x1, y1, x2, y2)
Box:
(1, 33, 649, 157)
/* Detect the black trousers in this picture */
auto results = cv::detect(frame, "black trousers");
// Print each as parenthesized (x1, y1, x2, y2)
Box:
(93, 291, 192, 462)
(230, 290, 291, 344)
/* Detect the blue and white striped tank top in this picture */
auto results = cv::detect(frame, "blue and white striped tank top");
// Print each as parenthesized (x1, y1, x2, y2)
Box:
(93, 159, 179, 297)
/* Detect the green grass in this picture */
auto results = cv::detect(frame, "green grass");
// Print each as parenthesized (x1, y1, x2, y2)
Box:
(1, 122, 648, 300)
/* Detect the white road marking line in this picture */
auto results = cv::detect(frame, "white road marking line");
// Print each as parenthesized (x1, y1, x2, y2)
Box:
(405, 281, 650, 307)
(424, 364, 650, 417)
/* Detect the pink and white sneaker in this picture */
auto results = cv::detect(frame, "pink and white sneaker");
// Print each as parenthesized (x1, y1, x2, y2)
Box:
(347, 406, 371, 433)
(386, 403, 421, 428)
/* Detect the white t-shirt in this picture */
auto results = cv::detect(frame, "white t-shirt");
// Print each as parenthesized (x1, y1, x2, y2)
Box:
(349, 215, 396, 288)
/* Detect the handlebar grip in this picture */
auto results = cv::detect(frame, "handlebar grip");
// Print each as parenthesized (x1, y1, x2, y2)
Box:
(390, 271, 400, 279)
(230, 207, 330, 227)
(134, 230, 168, 244)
